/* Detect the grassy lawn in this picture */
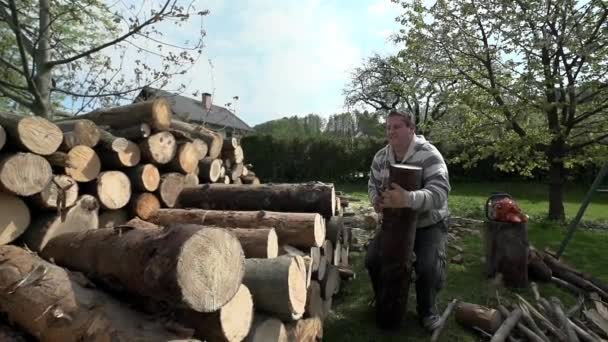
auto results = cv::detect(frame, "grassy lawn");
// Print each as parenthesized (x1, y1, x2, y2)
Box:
(325, 181, 608, 342)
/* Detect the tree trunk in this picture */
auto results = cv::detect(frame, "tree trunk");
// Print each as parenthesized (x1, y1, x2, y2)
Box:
(375, 164, 422, 329)
(0, 112, 62, 155)
(125, 164, 160, 192)
(129, 192, 161, 220)
(47, 146, 101, 182)
(230, 228, 278, 258)
(75, 98, 172, 131)
(0, 245, 191, 342)
(171, 120, 224, 159)
(97, 141, 141, 168)
(41, 223, 245, 313)
(178, 183, 336, 218)
(30, 174, 79, 210)
(178, 284, 253, 342)
(148, 209, 326, 248)
(21, 195, 99, 252)
(83, 171, 131, 210)
(243, 256, 307, 321)
(285, 318, 323, 342)
(245, 314, 288, 342)
(55, 119, 100, 150)
(157, 172, 185, 208)
(140, 131, 177, 165)
(0, 193, 30, 245)
(0, 152, 52, 196)
(454, 302, 503, 333)
(108, 123, 151, 140)
(548, 157, 566, 221)
(98, 209, 129, 228)
(483, 221, 529, 288)
(166, 141, 200, 174)
(198, 157, 222, 183)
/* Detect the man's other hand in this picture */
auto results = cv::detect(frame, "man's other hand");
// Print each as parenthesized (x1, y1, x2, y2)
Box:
(380, 183, 411, 208)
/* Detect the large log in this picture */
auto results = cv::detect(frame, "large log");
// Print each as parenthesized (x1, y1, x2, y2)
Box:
(0, 193, 30, 245)
(326, 216, 343, 245)
(455, 302, 503, 334)
(47, 146, 101, 182)
(157, 172, 185, 208)
(30, 174, 78, 210)
(375, 164, 422, 329)
(84, 171, 131, 210)
(0, 112, 62, 155)
(178, 183, 336, 218)
(483, 220, 529, 288)
(0, 321, 28, 342)
(21, 195, 99, 252)
(126, 163, 160, 192)
(41, 223, 245, 312)
(167, 141, 201, 174)
(96, 140, 141, 168)
(129, 192, 161, 220)
(0, 152, 52, 196)
(108, 123, 151, 140)
(97, 129, 129, 152)
(198, 157, 222, 183)
(75, 98, 172, 131)
(55, 119, 100, 150)
(320, 265, 340, 299)
(243, 256, 307, 321)
(171, 120, 223, 159)
(0, 245, 192, 342)
(305, 281, 324, 318)
(245, 314, 288, 342)
(230, 228, 278, 258)
(543, 253, 608, 301)
(179, 284, 253, 342)
(148, 209, 326, 248)
(140, 131, 177, 165)
(285, 317, 323, 342)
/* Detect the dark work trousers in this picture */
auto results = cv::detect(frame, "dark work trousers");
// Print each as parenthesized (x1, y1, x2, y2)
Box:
(365, 219, 448, 318)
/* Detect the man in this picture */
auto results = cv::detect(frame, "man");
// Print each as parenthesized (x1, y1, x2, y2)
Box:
(365, 110, 450, 331)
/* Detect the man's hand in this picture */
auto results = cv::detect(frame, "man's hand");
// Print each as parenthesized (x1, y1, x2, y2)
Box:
(380, 183, 411, 208)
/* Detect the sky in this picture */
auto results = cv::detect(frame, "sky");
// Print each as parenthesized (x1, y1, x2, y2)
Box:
(139, 0, 404, 126)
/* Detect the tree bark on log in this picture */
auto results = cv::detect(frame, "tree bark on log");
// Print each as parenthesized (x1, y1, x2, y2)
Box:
(166, 141, 201, 174)
(0, 125, 5, 151)
(30, 174, 78, 210)
(171, 120, 223, 159)
(75, 98, 172, 131)
(184, 173, 199, 187)
(483, 220, 529, 288)
(126, 163, 160, 192)
(56, 119, 100, 150)
(41, 223, 245, 313)
(243, 256, 307, 321)
(109, 123, 151, 140)
(543, 253, 608, 301)
(455, 302, 503, 333)
(326, 217, 343, 245)
(98, 129, 129, 152)
(148, 209, 326, 248)
(305, 281, 324, 318)
(47, 146, 101, 183)
(245, 314, 288, 342)
(0, 112, 62, 155)
(0, 245, 192, 342)
(229, 228, 278, 258)
(0, 321, 28, 342)
(285, 317, 323, 342)
(21, 195, 99, 252)
(528, 247, 552, 282)
(0, 152, 52, 196)
(178, 183, 336, 218)
(157, 172, 185, 208)
(98, 209, 129, 228)
(241, 175, 260, 185)
(96, 140, 141, 168)
(198, 157, 222, 183)
(83, 171, 131, 210)
(375, 164, 422, 329)
(129, 192, 161, 220)
(178, 284, 253, 342)
(321, 265, 340, 299)
(140, 131, 177, 165)
(0, 193, 30, 245)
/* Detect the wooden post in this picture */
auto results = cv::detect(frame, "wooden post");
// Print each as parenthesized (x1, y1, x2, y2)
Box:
(375, 164, 422, 329)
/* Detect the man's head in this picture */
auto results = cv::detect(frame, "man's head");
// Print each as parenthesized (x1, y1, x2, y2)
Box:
(386, 110, 415, 149)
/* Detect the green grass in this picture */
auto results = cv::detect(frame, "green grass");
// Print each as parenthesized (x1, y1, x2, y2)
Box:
(325, 181, 608, 342)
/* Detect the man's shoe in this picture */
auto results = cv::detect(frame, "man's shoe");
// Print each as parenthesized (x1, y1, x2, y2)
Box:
(421, 314, 441, 332)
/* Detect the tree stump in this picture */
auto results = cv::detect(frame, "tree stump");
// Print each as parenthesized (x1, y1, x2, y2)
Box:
(483, 220, 529, 288)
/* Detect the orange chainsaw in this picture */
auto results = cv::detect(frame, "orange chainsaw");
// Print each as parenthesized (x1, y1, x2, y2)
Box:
(485, 192, 528, 223)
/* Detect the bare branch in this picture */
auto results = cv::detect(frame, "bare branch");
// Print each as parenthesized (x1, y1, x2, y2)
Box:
(0, 56, 24, 75)
(0, 2, 34, 54)
(568, 133, 608, 152)
(0, 83, 33, 108)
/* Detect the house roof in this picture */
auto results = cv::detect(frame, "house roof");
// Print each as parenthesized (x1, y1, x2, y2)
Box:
(136, 87, 253, 132)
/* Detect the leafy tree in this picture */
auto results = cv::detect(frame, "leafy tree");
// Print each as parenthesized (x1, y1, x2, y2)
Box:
(253, 114, 326, 139)
(0, 0, 208, 118)
(393, 0, 608, 220)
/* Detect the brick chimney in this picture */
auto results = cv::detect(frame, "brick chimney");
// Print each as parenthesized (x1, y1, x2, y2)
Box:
(202, 92, 212, 111)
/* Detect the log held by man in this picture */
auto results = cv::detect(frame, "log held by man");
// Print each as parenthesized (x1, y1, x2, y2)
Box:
(375, 164, 422, 329)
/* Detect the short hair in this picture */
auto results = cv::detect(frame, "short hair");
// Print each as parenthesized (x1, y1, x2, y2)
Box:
(387, 110, 416, 128)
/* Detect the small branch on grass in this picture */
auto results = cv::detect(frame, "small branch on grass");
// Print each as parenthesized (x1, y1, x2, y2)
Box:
(430, 298, 459, 342)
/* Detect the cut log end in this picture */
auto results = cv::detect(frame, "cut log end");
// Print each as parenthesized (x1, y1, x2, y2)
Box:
(151, 98, 173, 130)
(0, 153, 52, 196)
(0, 193, 30, 245)
(140, 132, 177, 165)
(32, 174, 79, 210)
(158, 173, 184, 208)
(288, 256, 308, 315)
(130, 193, 160, 220)
(246, 316, 288, 342)
(66, 145, 101, 182)
(115, 141, 141, 167)
(219, 284, 254, 341)
(96, 171, 131, 210)
(18, 116, 63, 155)
(128, 164, 160, 192)
(177, 226, 245, 312)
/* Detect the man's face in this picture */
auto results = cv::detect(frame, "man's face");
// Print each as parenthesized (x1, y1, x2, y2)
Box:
(386, 115, 414, 148)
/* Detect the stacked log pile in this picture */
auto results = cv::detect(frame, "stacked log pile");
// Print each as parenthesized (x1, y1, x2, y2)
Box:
(0, 101, 353, 341)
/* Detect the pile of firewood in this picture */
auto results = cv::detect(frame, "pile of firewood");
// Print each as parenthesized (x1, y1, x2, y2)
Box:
(0, 100, 354, 342)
